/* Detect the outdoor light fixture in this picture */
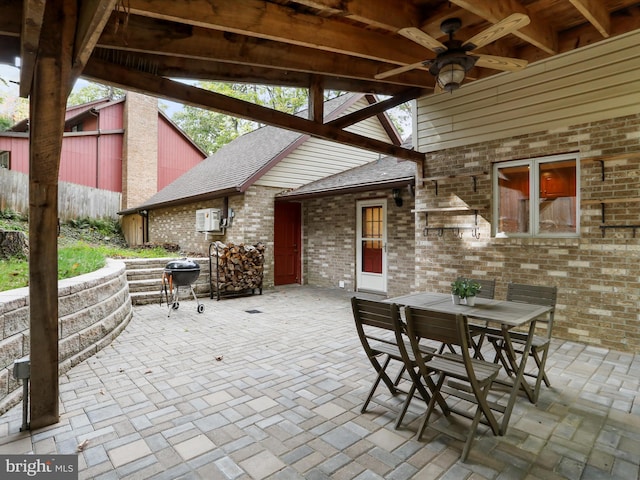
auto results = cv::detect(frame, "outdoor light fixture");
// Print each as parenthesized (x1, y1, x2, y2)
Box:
(435, 62, 467, 92)
(392, 188, 403, 207)
(428, 18, 478, 93)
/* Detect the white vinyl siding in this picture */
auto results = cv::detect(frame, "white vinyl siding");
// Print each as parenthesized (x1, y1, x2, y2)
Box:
(415, 30, 640, 153)
(255, 98, 392, 188)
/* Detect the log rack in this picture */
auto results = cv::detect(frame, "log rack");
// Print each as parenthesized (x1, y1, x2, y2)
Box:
(209, 242, 265, 301)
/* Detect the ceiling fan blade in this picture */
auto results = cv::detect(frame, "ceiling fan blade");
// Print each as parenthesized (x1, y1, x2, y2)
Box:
(375, 60, 430, 80)
(473, 53, 528, 71)
(462, 13, 530, 50)
(398, 27, 446, 52)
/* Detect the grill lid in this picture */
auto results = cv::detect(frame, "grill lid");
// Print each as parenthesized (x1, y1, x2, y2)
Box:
(165, 258, 200, 271)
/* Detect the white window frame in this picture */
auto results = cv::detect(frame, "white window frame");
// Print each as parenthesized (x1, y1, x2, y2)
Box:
(492, 153, 580, 238)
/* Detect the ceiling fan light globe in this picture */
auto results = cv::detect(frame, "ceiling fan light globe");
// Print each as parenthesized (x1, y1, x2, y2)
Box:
(437, 63, 465, 92)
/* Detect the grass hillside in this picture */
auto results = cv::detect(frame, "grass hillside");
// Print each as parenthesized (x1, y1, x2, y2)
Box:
(0, 211, 172, 291)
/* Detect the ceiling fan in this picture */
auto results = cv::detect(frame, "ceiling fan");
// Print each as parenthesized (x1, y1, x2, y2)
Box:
(376, 13, 531, 92)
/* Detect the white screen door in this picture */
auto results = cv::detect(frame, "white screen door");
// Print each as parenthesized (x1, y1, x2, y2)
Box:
(356, 199, 387, 292)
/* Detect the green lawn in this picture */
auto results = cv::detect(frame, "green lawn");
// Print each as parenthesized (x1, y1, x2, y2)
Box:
(0, 242, 172, 292)
(0, 212, 174, 292)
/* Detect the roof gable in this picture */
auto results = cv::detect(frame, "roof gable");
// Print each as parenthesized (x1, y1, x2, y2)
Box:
(277, 150, 416, 200)
(131, 93, 399, 211)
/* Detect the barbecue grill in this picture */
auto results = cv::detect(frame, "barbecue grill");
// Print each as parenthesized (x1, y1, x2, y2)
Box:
(162, 258, 204, 316)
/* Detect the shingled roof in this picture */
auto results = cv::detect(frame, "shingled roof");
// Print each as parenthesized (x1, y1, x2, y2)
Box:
(122, 93, 391, 213)
(276, 141, 416, 200)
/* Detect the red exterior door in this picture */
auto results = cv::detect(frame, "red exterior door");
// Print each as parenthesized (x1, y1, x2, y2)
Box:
(274, 202, 301, 285)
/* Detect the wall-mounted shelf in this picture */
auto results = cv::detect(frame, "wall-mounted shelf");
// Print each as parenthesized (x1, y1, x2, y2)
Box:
(581, 198, 640, 237)
(418, 207, 482, 239)
(412, 206, 479, 213)
(599, 225, 640, 238)
(581, 197, 640, 205)
(421, 171, 488, 195)
(581, 152, 640, 181)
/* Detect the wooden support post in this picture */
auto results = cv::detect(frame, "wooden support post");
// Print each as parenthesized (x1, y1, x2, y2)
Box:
(308, 75, 324, 123)
(28, 0, 77, 430)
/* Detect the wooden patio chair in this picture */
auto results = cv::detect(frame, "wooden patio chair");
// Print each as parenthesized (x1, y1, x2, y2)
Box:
(351, 297, 435, 428)
(488, 283, 557, 403)
(468, 277, 496, 300)
(404, 306, 502, 462)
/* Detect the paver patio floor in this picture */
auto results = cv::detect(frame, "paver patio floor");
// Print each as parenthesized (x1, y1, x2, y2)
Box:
(1, 286, 639, 479)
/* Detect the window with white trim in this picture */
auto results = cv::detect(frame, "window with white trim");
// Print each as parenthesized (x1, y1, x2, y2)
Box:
(493, 153, 579, 237)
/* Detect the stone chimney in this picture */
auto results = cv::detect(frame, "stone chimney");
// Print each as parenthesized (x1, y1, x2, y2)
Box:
(122, 92, 158, 209)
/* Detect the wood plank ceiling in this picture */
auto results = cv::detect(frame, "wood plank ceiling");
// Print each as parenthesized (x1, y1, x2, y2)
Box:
(1, 0, 640, 161)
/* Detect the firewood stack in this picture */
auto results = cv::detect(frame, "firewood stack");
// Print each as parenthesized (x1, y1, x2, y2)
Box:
(210, 241, 265, 299)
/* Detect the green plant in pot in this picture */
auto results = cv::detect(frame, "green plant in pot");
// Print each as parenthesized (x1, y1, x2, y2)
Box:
(451, 278, 481, 306)
(451, 279, 465, 305)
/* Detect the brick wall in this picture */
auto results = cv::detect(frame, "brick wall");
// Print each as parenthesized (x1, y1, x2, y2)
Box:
(122, 92, 158, 209)
(303, 188, 415, 297)
(149, 199, 228, 255)
(148, 185, 281, 287)
(416, 113, 640, 352)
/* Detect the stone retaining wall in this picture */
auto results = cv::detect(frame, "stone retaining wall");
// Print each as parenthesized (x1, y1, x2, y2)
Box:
(0, 259, 133, 415)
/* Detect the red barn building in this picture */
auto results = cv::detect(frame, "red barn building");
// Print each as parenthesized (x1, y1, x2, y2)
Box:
(0, 91, 206, 217)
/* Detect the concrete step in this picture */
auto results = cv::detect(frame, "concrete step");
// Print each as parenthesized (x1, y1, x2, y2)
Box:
(126, 267, 166, 282)
(130, 284, 210, 306)
(124, 257, 211, 306)
(122, 257, 176, 270)
(128, 278, 163, 294)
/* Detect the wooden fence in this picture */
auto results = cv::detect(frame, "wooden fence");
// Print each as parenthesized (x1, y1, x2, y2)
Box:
(0, 168, 121, 220)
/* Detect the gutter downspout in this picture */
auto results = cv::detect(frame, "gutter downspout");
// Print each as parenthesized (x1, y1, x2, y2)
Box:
(89, 109, 100, 188)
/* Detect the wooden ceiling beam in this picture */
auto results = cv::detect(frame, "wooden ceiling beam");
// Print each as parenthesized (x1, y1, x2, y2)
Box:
(19, 0, 46, 97)
(82, 58, 425, 163)
(327, 88, 425, 129)
(450, 0, 558, 54)
(102, 53, 416, 96)
(0, 1, 22, 36)
(126, 0, 429, 65)
(518, 7, 640, 63)
(289, 0, 422, 31)
(96, 15, 433, 88)
(72, 0, 119, 76)
(568, 0, 611, 38)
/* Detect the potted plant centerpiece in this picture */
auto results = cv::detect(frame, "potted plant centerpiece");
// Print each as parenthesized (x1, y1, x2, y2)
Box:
(451, 278, 465, 305)
(451, 278, 482, 306)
